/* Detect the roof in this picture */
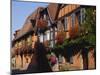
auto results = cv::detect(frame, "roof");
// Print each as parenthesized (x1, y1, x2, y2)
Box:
(13, 7, 44, 41)
(47, 3, 59, 22)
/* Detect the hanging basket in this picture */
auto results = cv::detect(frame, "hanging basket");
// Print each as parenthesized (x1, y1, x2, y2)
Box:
(69, 28, 77, 39)
(37, 18, 48, 29)
(56, 31, 66, 45)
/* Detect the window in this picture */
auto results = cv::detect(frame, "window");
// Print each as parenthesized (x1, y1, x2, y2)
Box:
(55, 28, 58, 43)
(27, 35, 32, 46)
(41, 9, 47, 20)
(50, 28, 54, 47)
(39, 34, 43, 43)
(71, 13, 75, 30)
(80, 8, 85, 24)
(57, 21, 64, 31)
(50, 41, 54, 48)
(19, 41, 22, 48)
(48, 20, 51, 27)
(15, 42, 18, 48)
(43, 34, 47, 42)
(57, 21, 61, 31)
(43, 14, 47, 20)
(22, 39, 25, 46)
(46, 30, 50, 40)
(64, 17, 68, 31)
(50, 30, 53, 40)
(76, 11, 81, 25)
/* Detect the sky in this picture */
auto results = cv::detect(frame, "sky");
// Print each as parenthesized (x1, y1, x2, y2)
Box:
(12, 0, 48, 38)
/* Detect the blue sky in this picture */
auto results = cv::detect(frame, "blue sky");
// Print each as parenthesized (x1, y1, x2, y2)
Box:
(12, 1, 48, 37)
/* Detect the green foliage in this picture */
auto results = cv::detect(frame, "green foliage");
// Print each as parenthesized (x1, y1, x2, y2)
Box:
(82, 7, 96, 33)
(82, 7, 96, 46)
(84, 33, 96, 45)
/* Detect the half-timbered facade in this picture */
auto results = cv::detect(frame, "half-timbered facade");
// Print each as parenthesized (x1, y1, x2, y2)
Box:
(11, 3, 96, 73)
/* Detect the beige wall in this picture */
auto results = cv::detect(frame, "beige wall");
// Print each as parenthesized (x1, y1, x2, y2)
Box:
(70, 52, 83, 70)
(88, 49, 95, 69)
(12, 54, 32, 70)
(58, 5, 80, 19)
(15, 55, 22, 69)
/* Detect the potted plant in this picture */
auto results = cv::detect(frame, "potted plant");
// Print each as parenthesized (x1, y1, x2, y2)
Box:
(56, 31, 66, 45)
(37, 18, 48, 29)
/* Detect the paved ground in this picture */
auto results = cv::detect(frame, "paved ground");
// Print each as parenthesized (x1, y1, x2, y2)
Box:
(12, 69, 39, 75)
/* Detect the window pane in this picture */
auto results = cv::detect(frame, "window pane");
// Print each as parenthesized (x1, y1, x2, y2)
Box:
(27, 35, 32, 46)
(44, 34, 47, 41)
(76, 11, 81, 25)
(80, 8, 85, 24)
(40, 34, 43, 43)
(71, 13, 75, 29)
(46, 30, 50, 40)
(43, 14, 46, 20)
(64, 17, 67, 31)
(48, 20, 51, 27)
(50, 31, 53, 40)
(50, 40, 54, 48)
